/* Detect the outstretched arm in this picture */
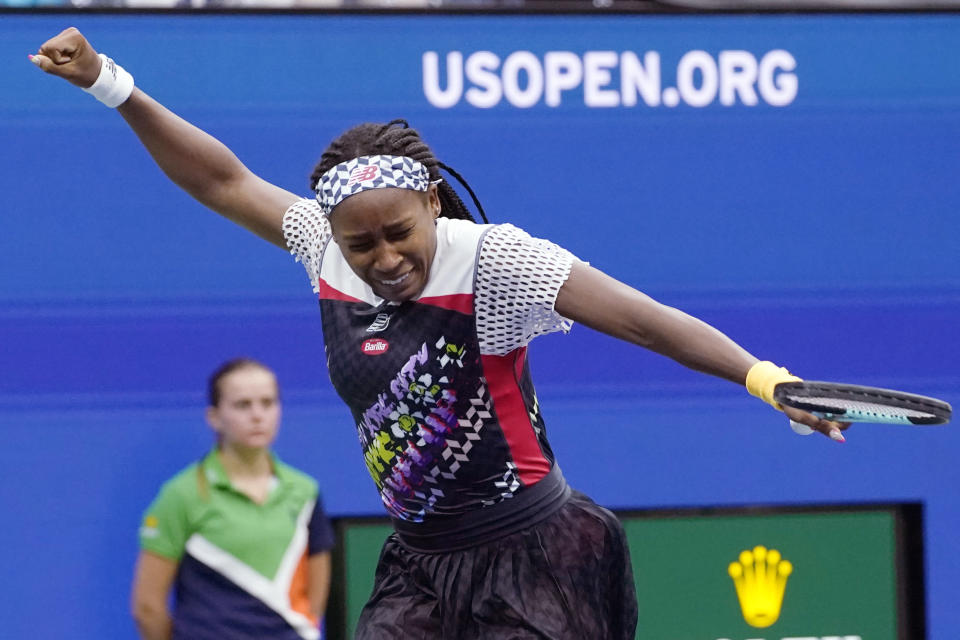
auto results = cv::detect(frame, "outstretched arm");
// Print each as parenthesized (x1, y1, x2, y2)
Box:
(30, 27, 297, 248)
(555, 262, 846, 440)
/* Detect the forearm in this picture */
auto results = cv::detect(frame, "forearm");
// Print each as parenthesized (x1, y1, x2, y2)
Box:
(31, 28, 296, 247)
(308, 552, 332, 621)
(133, 606, 172, 640)
(131, 551, 177, 640)
(117, 89, 295, 246)
(556, 263, 758, 385)
(627, 300, 758, 384)
(117, 89, 243, 202)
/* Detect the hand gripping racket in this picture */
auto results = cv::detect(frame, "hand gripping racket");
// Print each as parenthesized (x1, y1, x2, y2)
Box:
(773, 381, 952, 425)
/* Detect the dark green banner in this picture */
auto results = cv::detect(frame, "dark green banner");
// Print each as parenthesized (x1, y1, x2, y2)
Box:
(329, 504, 922, 640)
(625, 510, 903, 640)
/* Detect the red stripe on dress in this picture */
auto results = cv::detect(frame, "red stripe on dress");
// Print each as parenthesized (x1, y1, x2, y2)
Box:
(417, 293, 473, 315)
(481, 348, 550, 485)
(317, 277, 362, 303)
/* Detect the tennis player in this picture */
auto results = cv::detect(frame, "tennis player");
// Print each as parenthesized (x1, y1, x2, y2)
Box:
(32, 28, 846, 640)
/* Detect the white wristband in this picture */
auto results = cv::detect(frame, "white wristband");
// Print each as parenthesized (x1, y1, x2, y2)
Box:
(82, 53, 134, 108)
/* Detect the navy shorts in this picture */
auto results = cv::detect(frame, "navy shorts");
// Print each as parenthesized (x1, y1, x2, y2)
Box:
(355, 491, 638, 639)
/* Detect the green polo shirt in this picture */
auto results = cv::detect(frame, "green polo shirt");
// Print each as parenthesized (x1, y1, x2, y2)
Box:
(139, 449, 334, 640)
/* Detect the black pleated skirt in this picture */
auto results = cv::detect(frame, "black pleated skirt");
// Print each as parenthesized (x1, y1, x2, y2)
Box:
(355, 490, 638, 639)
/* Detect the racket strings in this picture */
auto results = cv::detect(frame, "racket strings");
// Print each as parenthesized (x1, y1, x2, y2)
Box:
(774, 381, 951, 425)
(790, 396, 937, 420)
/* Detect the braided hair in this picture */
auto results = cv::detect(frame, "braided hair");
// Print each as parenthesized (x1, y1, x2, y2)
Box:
(309, 120, 488, 223)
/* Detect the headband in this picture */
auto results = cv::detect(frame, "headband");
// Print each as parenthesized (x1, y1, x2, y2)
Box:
(315, 155, 435, 217)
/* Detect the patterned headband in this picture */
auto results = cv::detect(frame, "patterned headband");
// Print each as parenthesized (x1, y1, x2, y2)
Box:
(315, 155, 434, 217)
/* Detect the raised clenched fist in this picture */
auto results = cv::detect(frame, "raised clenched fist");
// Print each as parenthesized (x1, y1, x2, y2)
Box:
(30, 27, 102, 89)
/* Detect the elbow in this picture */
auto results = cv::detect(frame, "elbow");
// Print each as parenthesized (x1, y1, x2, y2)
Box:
(131, 598, 167, 626)
(613, 319, 658, 351)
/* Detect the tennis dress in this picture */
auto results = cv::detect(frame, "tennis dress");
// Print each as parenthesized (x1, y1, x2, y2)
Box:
(283, 199, 637, 639)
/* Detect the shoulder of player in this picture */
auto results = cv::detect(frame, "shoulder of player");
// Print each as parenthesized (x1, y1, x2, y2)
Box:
(282, 197, 331, 245)
(436, 216, 503, 246)
(151, 460, 205, 505)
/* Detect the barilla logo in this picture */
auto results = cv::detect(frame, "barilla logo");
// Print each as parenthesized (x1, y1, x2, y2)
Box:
(349, 165, 380, 185)
(362, 338, 390, 355)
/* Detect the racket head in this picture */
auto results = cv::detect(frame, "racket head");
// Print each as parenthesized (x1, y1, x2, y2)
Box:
(773, 381, 952, 425)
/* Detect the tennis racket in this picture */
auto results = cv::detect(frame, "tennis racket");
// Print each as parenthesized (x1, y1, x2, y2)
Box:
(773, 381, 952, 426)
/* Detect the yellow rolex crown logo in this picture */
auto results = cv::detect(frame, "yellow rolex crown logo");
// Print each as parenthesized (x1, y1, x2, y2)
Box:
(728, 545, 792, 628)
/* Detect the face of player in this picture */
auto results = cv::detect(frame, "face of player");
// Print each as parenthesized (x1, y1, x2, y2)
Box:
(329, 185, 440, 303)
(206, 366, 281, 453)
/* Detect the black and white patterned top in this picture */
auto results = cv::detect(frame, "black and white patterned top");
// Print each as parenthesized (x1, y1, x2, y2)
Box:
(283, 198, 579, 548)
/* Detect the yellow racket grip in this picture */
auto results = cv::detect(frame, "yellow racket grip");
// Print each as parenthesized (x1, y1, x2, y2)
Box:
(746, 361, 802, 410)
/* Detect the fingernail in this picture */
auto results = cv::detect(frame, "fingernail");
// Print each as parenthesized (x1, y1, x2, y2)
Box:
(830, 429, 845, 443)
(29, 55, 41, 66)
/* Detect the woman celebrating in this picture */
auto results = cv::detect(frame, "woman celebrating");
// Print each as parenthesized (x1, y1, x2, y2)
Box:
(34, 28, 844, 640)
(131, 359, 335, 640)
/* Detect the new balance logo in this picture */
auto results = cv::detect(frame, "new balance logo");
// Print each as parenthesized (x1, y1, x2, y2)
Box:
(349, 165, 380, 184)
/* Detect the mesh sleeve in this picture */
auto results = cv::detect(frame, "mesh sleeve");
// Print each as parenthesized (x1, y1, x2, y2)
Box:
(475, 224, 577, 355)
(282, 198, 332, 295)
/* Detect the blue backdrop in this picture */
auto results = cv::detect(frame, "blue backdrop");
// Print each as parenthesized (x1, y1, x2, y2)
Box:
(1, 12, 958, 639)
